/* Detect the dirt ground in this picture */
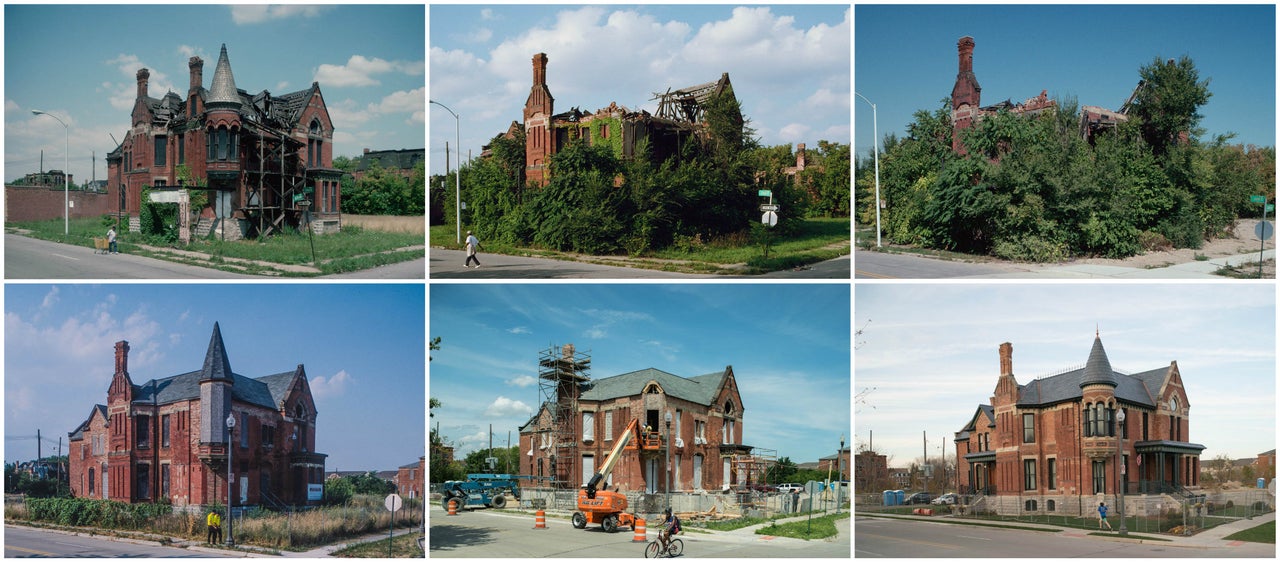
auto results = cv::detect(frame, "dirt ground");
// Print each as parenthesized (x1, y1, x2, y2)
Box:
(1076, 218, 1274, 273)
(343, 214, 425, 234)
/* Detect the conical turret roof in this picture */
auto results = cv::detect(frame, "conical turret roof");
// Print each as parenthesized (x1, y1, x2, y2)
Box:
(207, 44, 240, 109)
(200, 322, 234, 382)
(1079, 334, 1116, 388)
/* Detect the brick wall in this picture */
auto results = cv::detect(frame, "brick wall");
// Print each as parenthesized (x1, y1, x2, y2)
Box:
(5, 185, 111, 222)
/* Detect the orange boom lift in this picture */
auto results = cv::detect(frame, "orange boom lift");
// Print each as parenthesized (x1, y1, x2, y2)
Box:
(572, 418, 641, 532)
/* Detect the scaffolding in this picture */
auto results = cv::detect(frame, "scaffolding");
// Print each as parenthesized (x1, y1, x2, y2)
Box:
(537, 343, 591, 492)
(725, 447, 778, 513)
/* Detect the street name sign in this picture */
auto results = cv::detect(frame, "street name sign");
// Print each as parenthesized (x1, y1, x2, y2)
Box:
(1250, 195, 1267, 204)
(758, 189, 772, 197)
(760, 204, 779, 212)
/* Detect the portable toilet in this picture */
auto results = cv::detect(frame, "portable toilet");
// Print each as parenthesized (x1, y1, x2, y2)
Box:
(883, 490, 895, 506)
(1259, 478, 1266, 489)
(893, 490, 905, 505)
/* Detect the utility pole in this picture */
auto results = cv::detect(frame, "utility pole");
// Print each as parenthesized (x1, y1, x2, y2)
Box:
(922, 431, 927, 492)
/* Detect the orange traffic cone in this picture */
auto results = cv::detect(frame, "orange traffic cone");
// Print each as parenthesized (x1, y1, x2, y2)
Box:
(632, 518, 647, 543)
(448, 499, 458, 516)
(534, 509, 547, 529)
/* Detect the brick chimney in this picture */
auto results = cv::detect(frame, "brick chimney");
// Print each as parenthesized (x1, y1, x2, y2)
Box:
(363, 148, 371, 154)
(136, 68, 150, 100)
(958, 36, 975, 75)
(115, 340, 130, 375)
(188, 56, 203, 91)
(796, 143, 807, 170)
(999, 342, 1012, 376)
(532, 53, 548, 87)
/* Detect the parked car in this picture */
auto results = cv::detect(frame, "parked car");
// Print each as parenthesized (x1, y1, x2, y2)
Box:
(776, 483, 803, 494)
(746, 483, 778, 493)
(931, 493, 958, 505)
(904, 492, 934, 505)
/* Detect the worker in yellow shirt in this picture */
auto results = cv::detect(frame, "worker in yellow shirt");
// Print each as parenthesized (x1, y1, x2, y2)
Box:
(206, 510, 222, 544)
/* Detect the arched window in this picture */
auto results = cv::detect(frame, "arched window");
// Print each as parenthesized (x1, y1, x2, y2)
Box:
(89, 468, 96, 495)
(724, 400, 735, 416)
(644, 383, 662, 395)
(308, 120, 323, 168)
(1084, 403, 1093, 437)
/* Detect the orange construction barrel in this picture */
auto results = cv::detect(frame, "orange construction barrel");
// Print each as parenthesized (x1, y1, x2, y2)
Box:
(632, 518, 647, 543)
(448, 499, 458, 516)
(534, 509, 547, 529)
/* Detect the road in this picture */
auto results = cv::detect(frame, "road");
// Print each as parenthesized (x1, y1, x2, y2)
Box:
(429, 504, 849, 558)
(5, 234, 424, 279)
(855, 250, 1015, 279)
(855, 516, 1274, 558)
(4, 525, 220, 557)
(431, 248, 850, 279)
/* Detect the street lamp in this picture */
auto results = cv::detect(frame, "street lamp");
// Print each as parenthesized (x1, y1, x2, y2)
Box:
(1116, 408, 1127, 536)
(429, 100, 462, 245)
(853, 93, 881, 248)
(664, 411, 673, 514)
(31, 110, 69, 236)
(225, 413, 236, 547)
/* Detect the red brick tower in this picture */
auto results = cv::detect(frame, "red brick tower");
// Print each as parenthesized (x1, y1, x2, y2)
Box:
(524, 53, 555, 186)
(205, 44, 243, 195)
(106, 341, 134, 501)
(951, 36, 981, 153)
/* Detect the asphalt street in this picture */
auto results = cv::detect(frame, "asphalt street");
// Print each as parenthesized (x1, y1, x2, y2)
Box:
(4, 234, 424, 279)
(429, 504, 849, 558)
(854, 515, 1274, 558)
(4, 525, 220, 558)
(431, 248, 851, 279)
(854, 250, 1013, 279)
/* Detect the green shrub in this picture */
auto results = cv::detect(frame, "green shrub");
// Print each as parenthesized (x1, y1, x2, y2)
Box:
(992, 235, 1068, 263)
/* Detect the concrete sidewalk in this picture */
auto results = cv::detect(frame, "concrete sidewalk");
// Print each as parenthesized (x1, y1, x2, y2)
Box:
(861, 509, 1274, 549)
(976, 249, 1275, 279)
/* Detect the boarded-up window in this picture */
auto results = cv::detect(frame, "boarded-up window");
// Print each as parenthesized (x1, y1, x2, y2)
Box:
(604, 411, 613, 442)
(582, 412, 594, 442)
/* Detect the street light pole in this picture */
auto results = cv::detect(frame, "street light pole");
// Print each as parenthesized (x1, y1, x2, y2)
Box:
(665, 411, 673, 514)
(1116, 408, 1127, 536)
(31, 110, 69, 235)
(430, 100, 462, 245)
(853, 92, 881, 248)
(226, 413, 236, 547)
(838, 434, 845, 514)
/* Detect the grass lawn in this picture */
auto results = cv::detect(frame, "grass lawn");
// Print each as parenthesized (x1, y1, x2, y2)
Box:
(8, 217, 423, 276)
(754, 512, 849, 540)
(330, 532, 424, 558)
(430, 217, 850, 274)
(1224, 520, 1276, 544)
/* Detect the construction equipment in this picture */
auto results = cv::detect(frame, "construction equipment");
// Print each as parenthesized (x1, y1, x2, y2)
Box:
(572, 419, 641, 533)
(439, 473, 524, 511)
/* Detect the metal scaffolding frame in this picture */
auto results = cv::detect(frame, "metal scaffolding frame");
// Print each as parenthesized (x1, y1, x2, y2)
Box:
(537, 343, 591, 492)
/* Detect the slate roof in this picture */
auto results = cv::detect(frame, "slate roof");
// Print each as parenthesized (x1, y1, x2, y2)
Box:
(1016, 364, 1166, 408)
(207, 44, 240, 108)
(579, 367, 729, 406)
(1080, 336, 1117, 388)
(131, 370, 283, 411)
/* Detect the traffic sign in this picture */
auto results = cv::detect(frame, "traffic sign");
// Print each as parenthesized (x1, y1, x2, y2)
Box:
(758, 189, 772, 197)
(1268, 204, 1275, 212)
(1251, 195, 1267, 204)
(385, 493, 403, 512)
(804, 480, 823, 495)
(762, 211, 778, 227)
(1256, 221, 1274, 241)
(760, 204, 779, 212)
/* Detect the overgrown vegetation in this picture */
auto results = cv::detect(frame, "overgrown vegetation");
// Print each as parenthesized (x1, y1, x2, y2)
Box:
(856, 56, 1275, 261)
(334, 158, 425, 216)
(754, 511, 849, 540)
(430, 93, 850, 259)
(330, 530, 424, 558)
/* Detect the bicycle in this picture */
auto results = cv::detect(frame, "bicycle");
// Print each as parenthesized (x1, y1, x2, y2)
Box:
(644, 537, 683, 558)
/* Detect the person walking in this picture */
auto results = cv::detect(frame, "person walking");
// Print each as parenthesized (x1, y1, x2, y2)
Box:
(464, 230, 482, 268)
(1098, 501, 1112, 530)
(206, 510, 221, 544)
(107, 225, 118, 254)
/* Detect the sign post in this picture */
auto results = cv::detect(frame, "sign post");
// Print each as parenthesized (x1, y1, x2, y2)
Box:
(385, 493, 403, 557)
(1251, 195, 1272, 278)
(759, 190, 778, 259)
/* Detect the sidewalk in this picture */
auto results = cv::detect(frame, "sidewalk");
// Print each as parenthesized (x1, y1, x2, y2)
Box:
(860, 509, 1275, 549)
(979, 249, 1275, 279)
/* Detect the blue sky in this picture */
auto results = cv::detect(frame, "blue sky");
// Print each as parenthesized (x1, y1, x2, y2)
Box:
(429, 4, 850, 175)
(854, 4, 1276, 161)
(855, 284, 1276, 469)
(4, 284, 426, 472)
(4, 5, 424, 184)
(429, 284, 852, 464)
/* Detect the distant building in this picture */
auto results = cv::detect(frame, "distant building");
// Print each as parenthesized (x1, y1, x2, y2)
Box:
(349, 148, 424, 181)
(820, 447, 852, 479)
(394, 457, 425, 499)
(20, 170, 73, 188)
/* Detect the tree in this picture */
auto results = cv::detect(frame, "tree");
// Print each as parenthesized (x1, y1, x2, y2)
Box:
(767, 457, 798, 484)
(1128, 55, 1212, 156)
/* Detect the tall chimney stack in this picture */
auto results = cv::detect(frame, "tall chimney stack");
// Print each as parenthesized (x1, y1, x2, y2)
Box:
(532, 53, 548, 87)
(115, 340, 130, 375)
(999, 342, 1013, 376)
(188, 56, 204, 91)
(136, 68, 150, 100)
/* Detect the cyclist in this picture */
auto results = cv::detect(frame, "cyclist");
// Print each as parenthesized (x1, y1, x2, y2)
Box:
(658, 507, 681, 554)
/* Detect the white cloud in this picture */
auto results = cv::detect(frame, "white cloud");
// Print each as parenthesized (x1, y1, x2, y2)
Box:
(468, 28, 494, 44)
(480, 8, 495, 20)
(315, 55, 422, 88)
(275, 81, 290, 92)
(370, 87, 425, 124)
(804, 88, 849, 110)
(505, 375, 537, 387)
(484, 396, 533, 417)
(584, 328, 607, 339)
(779, 123, 811, 142)
(507, 326, 531, 335)
(310, 369, 353, 400)
(231, 5, 327, 25)
(40, 287, 59, 311)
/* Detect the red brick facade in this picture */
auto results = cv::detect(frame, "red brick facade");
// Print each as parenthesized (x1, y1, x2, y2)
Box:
(519, 366, 749, 494)
(68, 324, 327, 509)
(955, 337, 1203, 515)
(107, 44, 342, 237)
(394, 457, 425, 499)
(4, 185, 111, 222)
